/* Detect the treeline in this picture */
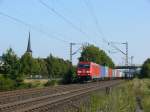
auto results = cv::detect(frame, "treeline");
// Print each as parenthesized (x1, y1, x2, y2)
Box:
(0, 48, 73, 90)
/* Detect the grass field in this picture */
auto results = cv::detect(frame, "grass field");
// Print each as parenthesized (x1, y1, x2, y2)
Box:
(24, 79, 49, 88)
(24, 79, 49, 84)
(76, 79, 150, 112)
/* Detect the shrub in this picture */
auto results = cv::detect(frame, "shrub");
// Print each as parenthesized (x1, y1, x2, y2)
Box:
(62, 66, 78, 84)
(0, 76, 16, 91)
(44, 79, 59, 86)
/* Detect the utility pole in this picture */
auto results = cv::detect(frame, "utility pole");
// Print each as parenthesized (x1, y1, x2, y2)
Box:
(122, 42, 128, 66)
(70, 43, 76, 64)
(70, 42, 86, 64)
(109, 41, 129, 66)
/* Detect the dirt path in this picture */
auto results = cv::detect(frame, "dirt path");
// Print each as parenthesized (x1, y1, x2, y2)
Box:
(135, 96, 143, 112)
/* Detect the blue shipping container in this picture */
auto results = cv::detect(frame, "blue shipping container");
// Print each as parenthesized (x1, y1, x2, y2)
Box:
(101, 66, 106, 78)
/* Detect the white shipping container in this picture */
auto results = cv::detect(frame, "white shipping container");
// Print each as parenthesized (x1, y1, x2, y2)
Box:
(112, 69, 115, 78)
(105, 67, 109, 78)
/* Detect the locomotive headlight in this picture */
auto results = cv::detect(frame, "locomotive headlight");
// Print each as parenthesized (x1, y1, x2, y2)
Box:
(78, 71, 82, 73)
(86, 71, 90, 73)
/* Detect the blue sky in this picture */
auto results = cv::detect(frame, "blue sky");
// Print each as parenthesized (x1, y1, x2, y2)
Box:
(0, 0, 150, 65)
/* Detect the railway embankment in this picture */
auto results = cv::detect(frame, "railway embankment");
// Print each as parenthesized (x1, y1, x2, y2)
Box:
(0, 80, 122, 112)
(74, 78, 150, 112)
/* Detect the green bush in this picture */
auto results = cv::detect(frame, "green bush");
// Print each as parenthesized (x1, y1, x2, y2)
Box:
(16, 82, 33, 89)
(141, 58, 150, 78)
(44, 79, 59, 86)
(0, 76, 16, 91)
(62, 67, 77, 84)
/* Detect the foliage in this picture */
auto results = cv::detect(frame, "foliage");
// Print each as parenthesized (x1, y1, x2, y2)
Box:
(36, 58, 48, 78)
(62, 66, 77, 84)
(0, 48, 78, 90)
(0, 75, 16, 91)
(136, 79, 150, 112)
(16, 82, 33, 89)
(20, 53, 39, 77)
(73, 79, 150, 112)
(2, 48, 21, 80)
(44, 79, 59, 86)
(46, 54, 70, 79)
(79, 45, 115, 68)
(76, 81, 136, 112)
(141, 58, 150, 78)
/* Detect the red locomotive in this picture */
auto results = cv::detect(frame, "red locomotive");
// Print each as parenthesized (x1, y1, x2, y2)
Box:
(77, 61, 124, 81)
(77, 62, 100, 81)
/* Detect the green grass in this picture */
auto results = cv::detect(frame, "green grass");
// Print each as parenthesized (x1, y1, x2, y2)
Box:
(73, 79, 150, 112)
(88, 83, 135, 112)
(139, 79, 150, 112)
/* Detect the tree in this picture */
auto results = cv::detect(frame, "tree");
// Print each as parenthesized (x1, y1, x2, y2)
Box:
(79, 45, 115, 68)
(46, 54, 70, 79)
(62, 65, 78, 84)
(36, 58, 48, 78)
(20, 53, 39, 77)
(2, 48, 21, 80)
(141, 58, 150, 78)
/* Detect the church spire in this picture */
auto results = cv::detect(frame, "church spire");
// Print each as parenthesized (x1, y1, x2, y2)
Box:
(26, 32, 32, 54)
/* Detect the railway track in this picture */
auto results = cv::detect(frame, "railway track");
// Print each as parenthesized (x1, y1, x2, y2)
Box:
(0, 80, 123, 112)
(0, 84, 88, 105)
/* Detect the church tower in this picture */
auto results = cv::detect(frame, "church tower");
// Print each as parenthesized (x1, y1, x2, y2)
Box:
(26, 32, 32, 55)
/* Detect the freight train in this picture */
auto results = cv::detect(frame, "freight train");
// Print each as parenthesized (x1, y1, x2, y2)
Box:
(77, 61, 124, 81)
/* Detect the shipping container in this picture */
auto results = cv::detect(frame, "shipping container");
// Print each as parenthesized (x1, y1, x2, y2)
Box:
(119, 70, 122, 78)
(112, 69, 116, 78)
(108, 68, 113, 78)
(99, 65, 102, 78)
(116, 70, 119, 78)
(105, 66, 109, 78)
(90, 62, 100, 79)
(119, 70, 124, 78)
(101, 66, 106, 78)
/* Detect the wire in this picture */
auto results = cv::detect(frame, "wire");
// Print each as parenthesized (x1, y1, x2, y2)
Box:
(0, 11, 70, 43)
(83, 0, 109, 44)
(110, 41, 125, 45)
(37, 0, 98, 45)
(72, 47, 82, 55)
(110, 44, 126, 55)
(83, 0, 127, 61)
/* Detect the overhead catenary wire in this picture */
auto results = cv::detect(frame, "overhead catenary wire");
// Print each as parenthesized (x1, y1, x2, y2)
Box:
(52, 0, 90, 38)
(83, 0, 109, 44)
(0, 11, 70, 43)
(37, 0, 98, 45)
(83, 0, 128, 62)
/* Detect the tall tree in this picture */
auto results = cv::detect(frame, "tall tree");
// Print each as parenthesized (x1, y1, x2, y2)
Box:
(79, 45, 115, 68)
(37, 58, 48, 78)
(2, 48, 21, 80)
(20, 53, 39, 77)
(46, 54, 70, 79)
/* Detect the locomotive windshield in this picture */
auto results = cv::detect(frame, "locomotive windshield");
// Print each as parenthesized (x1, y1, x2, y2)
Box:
(78, 64, 90, 68)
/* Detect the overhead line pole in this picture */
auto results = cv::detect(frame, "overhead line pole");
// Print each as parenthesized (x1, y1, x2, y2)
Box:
(70, 42, 87, 64)
(122, 42, 128, 66)
(110, 41, 129, 66)
(70, 42, 76, 64)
